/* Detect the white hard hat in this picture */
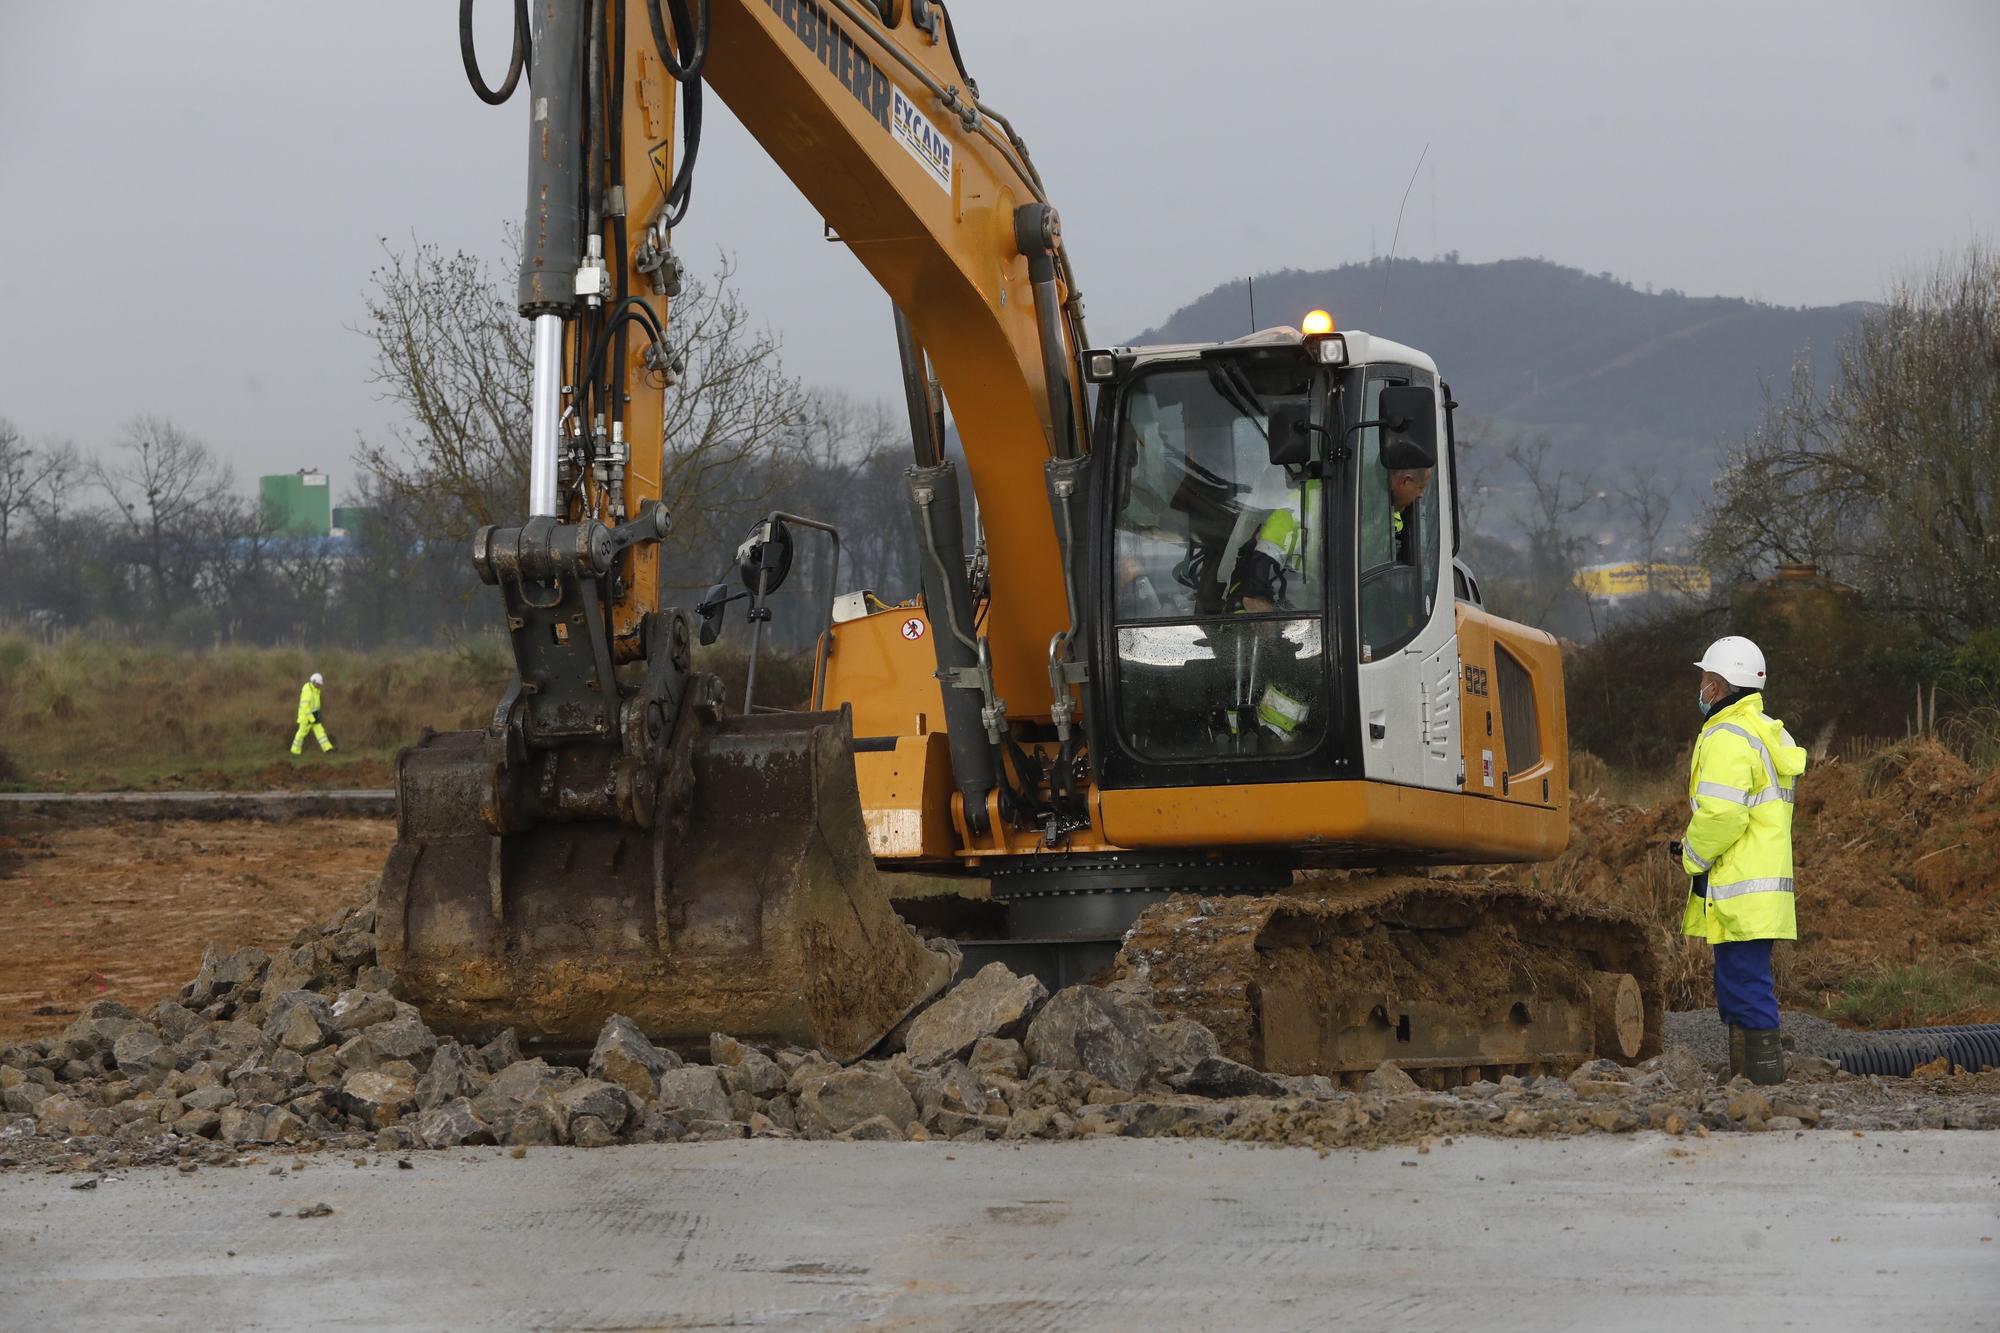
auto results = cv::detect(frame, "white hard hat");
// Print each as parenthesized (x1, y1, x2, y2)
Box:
(310, 672, 324, 686)
(1693, 636, 1765, 690)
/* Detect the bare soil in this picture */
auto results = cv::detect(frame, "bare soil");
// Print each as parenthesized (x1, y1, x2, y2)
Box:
(0, 815, 391, 1037)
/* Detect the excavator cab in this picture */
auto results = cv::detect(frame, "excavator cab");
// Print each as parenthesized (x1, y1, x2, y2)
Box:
(1089, 329, 1454, 794)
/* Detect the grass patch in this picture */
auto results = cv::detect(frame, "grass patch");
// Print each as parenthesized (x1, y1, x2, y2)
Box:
(1825, 959, 2000, 1028)
(0, 631, 508, 791)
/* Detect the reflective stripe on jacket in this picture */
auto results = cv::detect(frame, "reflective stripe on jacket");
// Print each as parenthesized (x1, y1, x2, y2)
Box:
(1680, 692, 1805, 943)
(297, 681, 321, 724)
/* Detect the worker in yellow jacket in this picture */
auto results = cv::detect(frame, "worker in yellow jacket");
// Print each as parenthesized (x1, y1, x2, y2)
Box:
(1672, 636, 1804, 1085)
(291, 671, 335, 756)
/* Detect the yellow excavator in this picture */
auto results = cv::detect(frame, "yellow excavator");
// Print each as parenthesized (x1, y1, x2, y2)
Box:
(379, 0, 1660, 1079)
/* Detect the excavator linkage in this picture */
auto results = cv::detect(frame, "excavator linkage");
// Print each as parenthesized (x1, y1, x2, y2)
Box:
(376, 706, 952, 1063)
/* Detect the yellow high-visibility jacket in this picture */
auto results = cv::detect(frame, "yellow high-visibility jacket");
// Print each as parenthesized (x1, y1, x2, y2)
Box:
(1680, 692, 1805, 943)
(297, 681, 321, 725)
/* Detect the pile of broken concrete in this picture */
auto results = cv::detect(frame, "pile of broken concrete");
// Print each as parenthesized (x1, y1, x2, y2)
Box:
(4, 906, 1995, 1173)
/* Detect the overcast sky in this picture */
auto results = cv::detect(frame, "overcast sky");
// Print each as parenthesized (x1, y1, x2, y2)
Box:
(1, 1, 1993, 491)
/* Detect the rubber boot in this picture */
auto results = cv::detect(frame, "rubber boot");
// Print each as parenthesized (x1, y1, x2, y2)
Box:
(1728, 1025, 1745, 1078)
(1742, 1028, 1786, 1086)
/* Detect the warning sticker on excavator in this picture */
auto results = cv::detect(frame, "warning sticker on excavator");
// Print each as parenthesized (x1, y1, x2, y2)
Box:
(891, 87, 953, 191)
(900, 617, 926, 641)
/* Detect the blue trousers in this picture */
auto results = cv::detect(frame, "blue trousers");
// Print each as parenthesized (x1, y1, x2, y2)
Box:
(1714, 938, 1779, 1030)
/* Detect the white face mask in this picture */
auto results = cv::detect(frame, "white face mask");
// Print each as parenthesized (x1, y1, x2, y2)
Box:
(1697, 684, 1712, 717)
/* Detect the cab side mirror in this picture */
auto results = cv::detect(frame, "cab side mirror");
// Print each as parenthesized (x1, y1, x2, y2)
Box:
(697, 582, 730, 647)
(1264, 403, 1312, 468)
(1377, 385, 1438, 470)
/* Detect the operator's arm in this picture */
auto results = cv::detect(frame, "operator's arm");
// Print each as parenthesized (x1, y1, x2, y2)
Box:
(1681, 733, 1757, 876)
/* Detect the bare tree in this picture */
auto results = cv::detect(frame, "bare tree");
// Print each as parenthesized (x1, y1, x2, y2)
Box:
(1699, 242, 2000, 641)
(0, 419, 76, 558)
(93, 416, 235, 624)
(1616, 463, 1677, 598)
(356, 235, 811, 577)
(1498, 432, 1600, 632)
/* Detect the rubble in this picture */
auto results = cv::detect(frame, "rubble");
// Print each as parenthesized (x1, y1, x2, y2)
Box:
(0, 907, 1996, 1176)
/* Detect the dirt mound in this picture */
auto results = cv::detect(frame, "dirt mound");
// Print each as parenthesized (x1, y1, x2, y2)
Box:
(1508, 739, 2000, 1021)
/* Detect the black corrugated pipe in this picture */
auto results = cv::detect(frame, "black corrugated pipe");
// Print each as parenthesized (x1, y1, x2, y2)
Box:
(1822, 1024, 2000, 1077)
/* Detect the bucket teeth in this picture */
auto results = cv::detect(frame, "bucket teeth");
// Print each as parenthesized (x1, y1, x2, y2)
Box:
(377, 710, 951, 1062)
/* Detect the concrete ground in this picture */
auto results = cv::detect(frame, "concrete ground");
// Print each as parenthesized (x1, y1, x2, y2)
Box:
(3, 1134, 1996, 1331)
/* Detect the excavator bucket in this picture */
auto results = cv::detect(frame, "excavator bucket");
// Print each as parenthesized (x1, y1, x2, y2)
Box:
(376, 709, 952, 1063)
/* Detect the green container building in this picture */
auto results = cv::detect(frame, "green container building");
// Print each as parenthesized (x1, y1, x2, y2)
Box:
(260, 470, 332, 535)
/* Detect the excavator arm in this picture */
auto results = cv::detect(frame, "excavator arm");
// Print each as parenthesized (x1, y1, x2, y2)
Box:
(378, 0, 1096, 1060)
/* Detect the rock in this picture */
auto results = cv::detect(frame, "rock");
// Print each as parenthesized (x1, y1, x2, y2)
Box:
(180, 1021, 266, 1068)
(799, 1065, 919, 1137)
(915, 1060, 989, 1126)
(189, 946, 270, 1005)
(1278, 1074, 1339, 1099)
(1003, 1107, 1076, 1140)
(1170, 1055, 1289, 1099)
(1646, 1047, 1710, 1092)
(263, 1106, 307, 1144)
(61, 1000, 144, 1056)
(785, 1053, 840, 1096)
(328, 929, 375, 967)
(376, 1124, 417, 1151)
(220, 1105, 271, 1144)
(1790, 1055, 1841, 1078)
(558, 1079, 633, 1134)
(1, 1083, 50, 1115)
(174, 1108, 222, 1138)
(416, 1043, 485, 1111)
(1148, 1018, 1222, 1082)
(226, 1063, 294, 1106)
(905, 963, 1048, 1068)
(1586, 1105, 1639, 1133)
(111, 1030, 176, 1080)
(304, 1049, 343, 1086)
(1770, 1098, 1821, 1127)
(354, 965, 397, 993)
(360, 1014, 436, 1063)
(719, 1052, 786, 1100)
(328, 989, 398, 1034)
(264, 991, 332, 1043)
(1025, 985, 1156, 1091)
(653, 1066, 730, 1124)
(1361, 1061, 1419, 1097)
(683, 1119, 749, 1142)
(275, 1004, 332, 1054)
(182, 1087, 235, 1112)
(1725, 1088, 1771, 1124)
(589, 1016, 678, 1099)
(418, 1096, 493, 1148)
(968, 1035, 1028, 1079)
(836, 1114, 906, 1141)
(262, 945, 323, 999)
(147, 1001, 203, 1043)
(1766, 1115, 1805, 1131)
(479, 1029, 524, 1074)
(339, 1070, 417, 1129)
(34, 1093, 95, 1137)
(570, 1115, 617, 1148)
(637, 1111, 685, 1143)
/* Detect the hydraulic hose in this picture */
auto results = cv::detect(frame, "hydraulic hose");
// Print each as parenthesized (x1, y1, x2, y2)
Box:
(459, 0, 530, 105)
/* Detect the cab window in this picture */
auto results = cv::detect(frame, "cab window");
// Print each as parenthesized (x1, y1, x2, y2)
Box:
(1107, 359, 1330, 759)
(1357, 371, 1441, 659)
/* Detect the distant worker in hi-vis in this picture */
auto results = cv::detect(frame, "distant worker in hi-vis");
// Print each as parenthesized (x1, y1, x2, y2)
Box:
(291, 671, 335, 756)
(1670, 636, 1804, 1085)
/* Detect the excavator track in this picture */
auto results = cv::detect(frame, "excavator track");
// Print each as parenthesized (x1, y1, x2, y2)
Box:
(1119, 877, 1663, 1086)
